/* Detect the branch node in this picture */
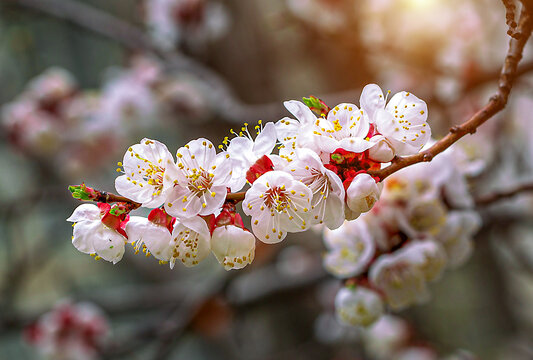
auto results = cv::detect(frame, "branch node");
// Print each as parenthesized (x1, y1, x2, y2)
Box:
(449, 126, 461, 134)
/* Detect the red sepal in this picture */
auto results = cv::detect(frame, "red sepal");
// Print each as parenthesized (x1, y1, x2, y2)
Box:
(246, 155, 274, 184)
(148, 208, 176, 233)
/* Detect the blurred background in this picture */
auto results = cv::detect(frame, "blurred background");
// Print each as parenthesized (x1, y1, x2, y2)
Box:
(1, 0, 533, 359)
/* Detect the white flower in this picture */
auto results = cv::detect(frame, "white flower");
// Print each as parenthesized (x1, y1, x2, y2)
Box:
(346, 173, 383, 218)
(360, 84, 431, 160)
(165, 138, 231, 218)
(363, 315, 410, 360)
(276, 100, 319, 157)
(242, 171, 313, 243)
(67, 204, 127, 264)
(225, 122, 277, 192)
(323, 220, 376, 278)
(125, 216, 173, 262)
(115, 138, 176, 208)
(286, 149, 345, 229)
(312, 103, 372, 155)
(436, 211, 481, 268)
(369, 251, 430, 310)
(396, 240, 448, 282)
(335, 286, 384, 327)
(170, 215, 211, 267)
(211, 225, 256, 270)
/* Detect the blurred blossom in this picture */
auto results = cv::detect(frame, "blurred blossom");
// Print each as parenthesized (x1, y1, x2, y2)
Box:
(313, 312, 360, 344)
(393, 347, 438, 360)
(363, 315, 410, 360)
(145, 0, 230, 50)
(24, 301, 109, 360)
(323, 144, 481, 318)
(334, 286, 384, 327)
(286, 0, 350, 33)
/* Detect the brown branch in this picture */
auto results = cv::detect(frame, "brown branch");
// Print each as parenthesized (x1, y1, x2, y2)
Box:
(368, 8, 533, 181)
(226, 191, 246, 202)
(95, 191, 142, 209)
(475, 182, 533, 206)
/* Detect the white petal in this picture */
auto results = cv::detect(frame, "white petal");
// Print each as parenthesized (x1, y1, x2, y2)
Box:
(275, 117, 300, 143)
(253, 122, 277, 158)
(92, 227, 126, 264)
(115, 175, 164, 208)
(251, 209, 283, 244)
(321, 193, 345, 230)
(368, 136, 395, 162)
(125, 216, 172, 261)
(359, 84, 385, 123)
(227, 137, 255, 165)
(199, 185, 227, 216)
(284, 100, 317, 125)
(72, 221, 101, 254)
(67, 204, 100, 222)
(165, 186, 202, 218)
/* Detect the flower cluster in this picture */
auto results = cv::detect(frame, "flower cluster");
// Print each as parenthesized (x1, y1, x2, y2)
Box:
(2, 58, 208, 178)
(67, 84, 431, 271)
(326, 146, 481, 327)
(24, 302, 109, 360)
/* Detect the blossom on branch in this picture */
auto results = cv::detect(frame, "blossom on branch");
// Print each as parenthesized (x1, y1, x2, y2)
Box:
(67, 203, 129, 264)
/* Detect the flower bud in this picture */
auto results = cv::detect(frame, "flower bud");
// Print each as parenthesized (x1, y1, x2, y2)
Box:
(346, 174, 383, 217)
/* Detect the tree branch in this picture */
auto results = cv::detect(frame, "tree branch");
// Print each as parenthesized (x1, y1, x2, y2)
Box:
(369, 8, 533, 181)
(475, 181, 533, 206)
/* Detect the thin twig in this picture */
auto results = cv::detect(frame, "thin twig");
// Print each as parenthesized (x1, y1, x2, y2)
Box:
(475, 182, 533, 206)
(368, 8, 533, 181)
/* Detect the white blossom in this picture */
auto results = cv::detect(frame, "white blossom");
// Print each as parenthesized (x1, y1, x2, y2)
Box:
(335, 286, 384, 327)
(396, 239, 448, 282)
(323, 220, 376, 278)
(286, 149, 345, 229)
(165, 138, 231, 218)
(211, 225, 256, 270)
(225, 121, 277, 192)
(115, 138, 176, 208)
(312, 103, 372, 155)
(369, 250, 430, 310)
(67, 204, 127, 264)
(346, 173, 383, 218)
(363, 315, 410, 360)
(436, 211, 481, 268)
(276, 100, 319, 157)
(170, 215, 211, 267)
(242, 171, 313, 243)
(125, 216, 173, 262)
(359, 84, 431, 160)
